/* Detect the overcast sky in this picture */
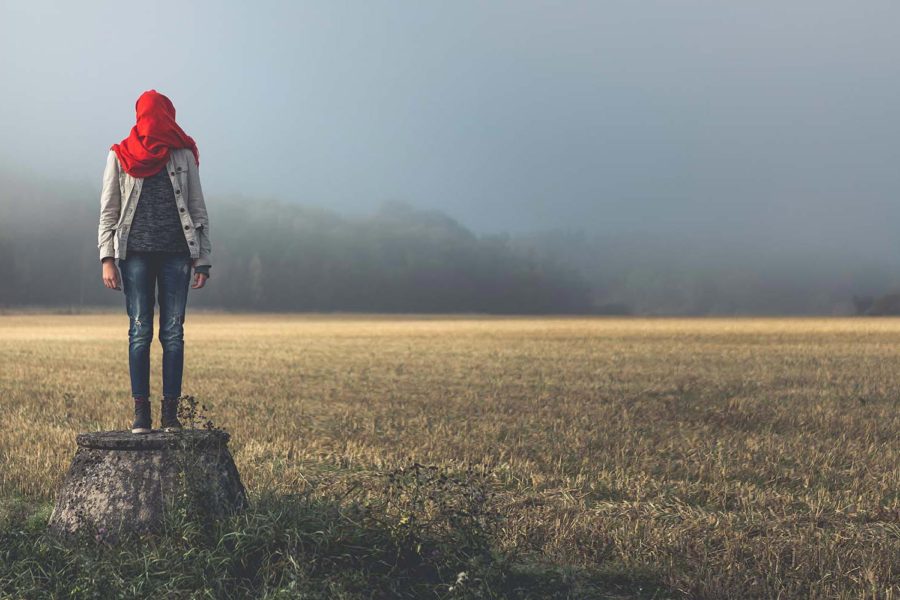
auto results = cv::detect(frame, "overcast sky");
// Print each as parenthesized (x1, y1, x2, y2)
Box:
(1, 0, 898, 246)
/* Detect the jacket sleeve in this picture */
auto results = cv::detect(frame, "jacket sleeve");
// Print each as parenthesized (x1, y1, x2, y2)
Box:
(186, 151, 212, 268)
(98, 150, 121, 262)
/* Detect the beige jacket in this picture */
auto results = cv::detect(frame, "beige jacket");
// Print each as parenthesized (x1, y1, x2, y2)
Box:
(97, 148, 212, 267)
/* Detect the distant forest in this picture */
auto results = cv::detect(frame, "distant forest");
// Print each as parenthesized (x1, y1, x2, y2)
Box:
(3, 167, 900, 315)
(0, 171, 594, 313)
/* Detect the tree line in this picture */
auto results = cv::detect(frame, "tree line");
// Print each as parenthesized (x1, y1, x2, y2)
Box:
(5, 167, 898, 315)
(0, 173, 596, 313)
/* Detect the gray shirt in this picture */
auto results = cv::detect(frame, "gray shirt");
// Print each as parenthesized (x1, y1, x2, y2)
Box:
(126, 166, 211, 277)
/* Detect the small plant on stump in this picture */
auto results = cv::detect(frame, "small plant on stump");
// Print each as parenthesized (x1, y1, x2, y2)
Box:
(176, 394, 225, 432)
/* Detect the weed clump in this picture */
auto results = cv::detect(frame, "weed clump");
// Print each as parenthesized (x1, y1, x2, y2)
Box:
(364, 460, 503, 594)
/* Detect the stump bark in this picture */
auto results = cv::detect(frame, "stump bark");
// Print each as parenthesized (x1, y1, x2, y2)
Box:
(48, 429, 247, 541)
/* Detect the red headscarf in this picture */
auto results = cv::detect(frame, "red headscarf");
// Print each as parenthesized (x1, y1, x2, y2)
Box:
(111, 90, 200, 178)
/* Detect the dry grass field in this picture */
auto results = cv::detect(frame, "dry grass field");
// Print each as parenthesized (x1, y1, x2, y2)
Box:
(1, 313, 898, 598)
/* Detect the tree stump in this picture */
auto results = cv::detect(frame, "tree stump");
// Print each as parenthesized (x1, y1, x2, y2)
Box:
(48, 429, 248, 542)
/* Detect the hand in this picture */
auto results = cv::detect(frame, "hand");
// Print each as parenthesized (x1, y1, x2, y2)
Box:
(101, 258, 120, 290)
(192, 271, 208, 289)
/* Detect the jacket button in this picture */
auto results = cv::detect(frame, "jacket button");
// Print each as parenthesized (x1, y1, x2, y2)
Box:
(175, 189, 181, 194)
(179, 207, 185, 212)
(189, 241, 195, 245)
(184, 225, 189, 230)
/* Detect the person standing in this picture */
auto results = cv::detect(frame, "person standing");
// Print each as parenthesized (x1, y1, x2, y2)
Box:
(98, 89, 212, 434)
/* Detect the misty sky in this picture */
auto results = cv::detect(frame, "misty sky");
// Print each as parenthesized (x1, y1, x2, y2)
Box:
(1, 1, 899, 249)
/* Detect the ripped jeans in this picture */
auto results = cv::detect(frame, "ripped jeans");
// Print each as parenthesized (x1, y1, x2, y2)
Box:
(117, 250, 193, 399)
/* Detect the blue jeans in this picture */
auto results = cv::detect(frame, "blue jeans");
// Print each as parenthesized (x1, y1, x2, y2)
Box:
(117, 251, 193, 399)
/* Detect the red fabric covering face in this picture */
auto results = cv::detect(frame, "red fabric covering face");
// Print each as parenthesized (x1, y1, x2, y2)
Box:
(111, 89, 200, 178)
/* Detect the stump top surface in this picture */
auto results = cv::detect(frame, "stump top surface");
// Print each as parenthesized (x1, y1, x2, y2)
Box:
(76, 429, 231, 450)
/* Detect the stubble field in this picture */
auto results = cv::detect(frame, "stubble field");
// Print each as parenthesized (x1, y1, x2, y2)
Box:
(0, 313, 898, 598)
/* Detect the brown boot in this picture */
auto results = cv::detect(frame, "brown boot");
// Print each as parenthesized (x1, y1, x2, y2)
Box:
(131, 396, 152, 434)
(160, 396, 183, 432)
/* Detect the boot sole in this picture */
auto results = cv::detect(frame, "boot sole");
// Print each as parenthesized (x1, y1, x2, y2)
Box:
(162, 426, 182, 432)
(131, 427, 152, 434)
